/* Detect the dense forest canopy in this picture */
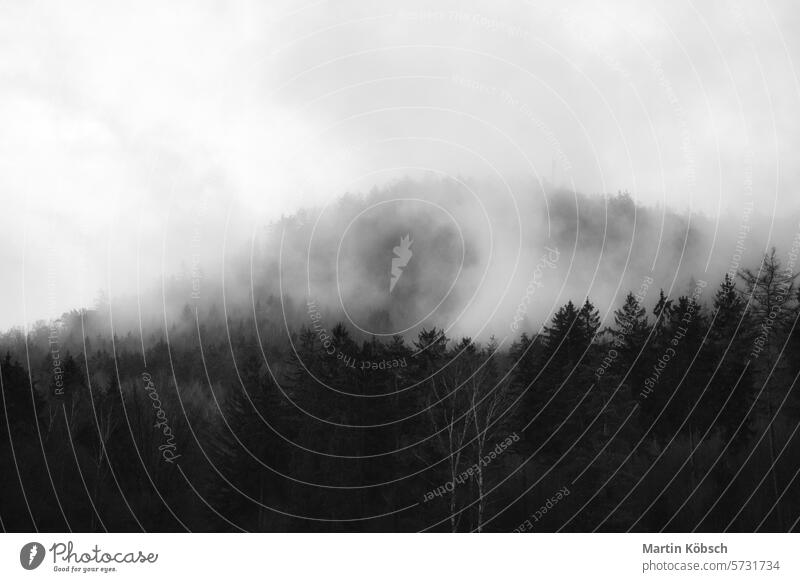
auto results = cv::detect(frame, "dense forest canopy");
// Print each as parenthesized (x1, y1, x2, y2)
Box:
(2, 182, 800, 532)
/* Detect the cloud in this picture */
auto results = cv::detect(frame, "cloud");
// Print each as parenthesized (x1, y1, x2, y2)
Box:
(1, 0, 799, 329)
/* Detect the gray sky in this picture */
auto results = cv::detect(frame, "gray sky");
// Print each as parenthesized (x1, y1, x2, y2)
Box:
(1, 0, 799, 330)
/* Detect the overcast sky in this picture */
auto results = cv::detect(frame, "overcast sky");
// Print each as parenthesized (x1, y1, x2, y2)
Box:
(1, 0, 799, 330)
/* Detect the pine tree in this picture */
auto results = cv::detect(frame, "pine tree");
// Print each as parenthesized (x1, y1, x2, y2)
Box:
(520, 301, 587, 459)
(704, 274, 753, 446)
(737, 248, 799, 529)
(577, 298, 601, 345)
(611, 292, 651, 399)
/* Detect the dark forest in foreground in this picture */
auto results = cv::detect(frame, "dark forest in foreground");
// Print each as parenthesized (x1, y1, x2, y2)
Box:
(2, 244, 800, 532)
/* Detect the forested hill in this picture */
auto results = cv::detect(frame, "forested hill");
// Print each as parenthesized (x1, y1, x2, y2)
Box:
(1, 180, 799, 532)
(10, 179, 768, 348)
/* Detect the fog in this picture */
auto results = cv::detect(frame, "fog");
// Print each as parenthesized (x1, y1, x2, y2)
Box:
(1, 0, 799, 336)
(16, 176, 795, 354)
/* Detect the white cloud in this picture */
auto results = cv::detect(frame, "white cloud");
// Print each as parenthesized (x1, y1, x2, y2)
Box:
(1, 0, 799, 329)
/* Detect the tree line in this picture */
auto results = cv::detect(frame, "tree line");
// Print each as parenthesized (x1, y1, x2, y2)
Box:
(1, 249, 800, 532)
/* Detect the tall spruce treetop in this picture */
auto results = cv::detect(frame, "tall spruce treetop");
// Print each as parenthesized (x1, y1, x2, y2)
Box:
(414, 327, 449, 370)
(738, 247, 798, 332)
(544, 300, 578, 346)
(712, 273, 745, 334)
(577, 298, 601, 344)
(653, 289, 674, 322)
(612, 292, 649, 352)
